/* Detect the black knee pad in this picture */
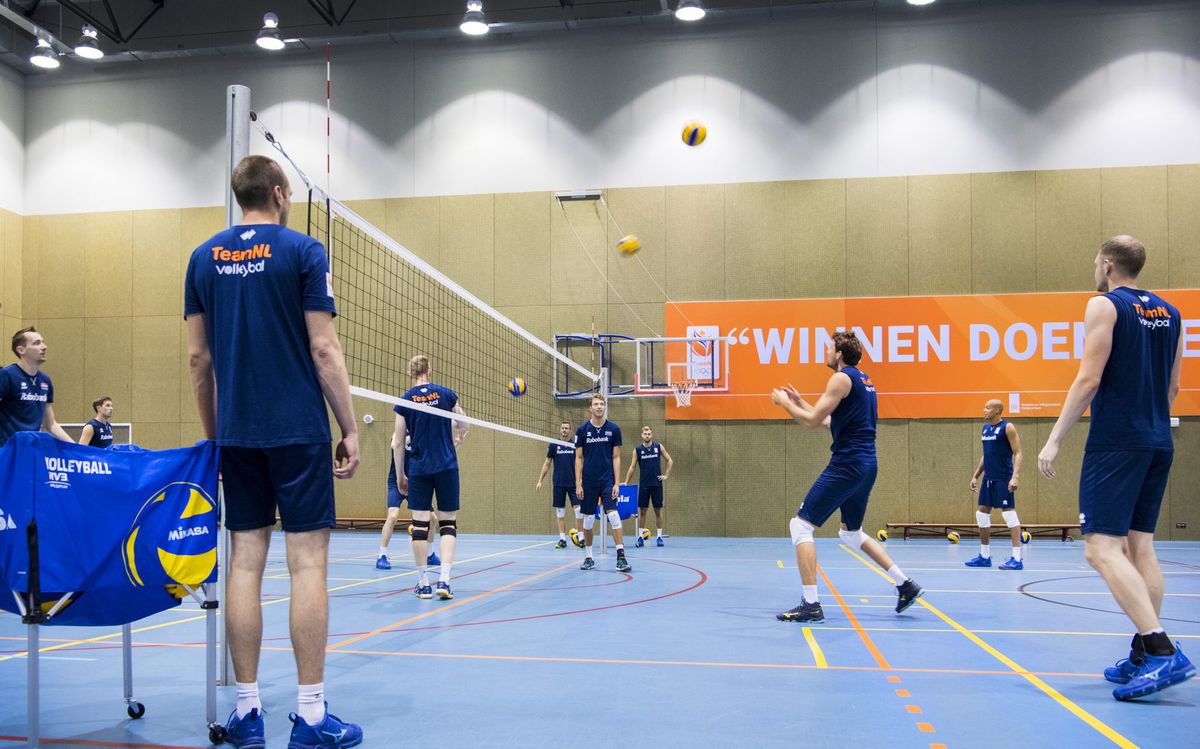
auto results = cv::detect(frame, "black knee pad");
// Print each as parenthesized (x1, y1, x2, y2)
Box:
(411, 519, 430, 542)
(438, 518, 458, 537)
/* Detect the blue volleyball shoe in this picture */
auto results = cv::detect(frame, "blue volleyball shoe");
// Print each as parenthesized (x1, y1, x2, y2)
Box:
(998, 557, 1023, 571)
(222, 707, 265, 749)
(1112, 645, 1196, 701)
(427, 552, 441, 566)
(374, 555, 390, 570)
(287, 705, 363, 749)
(435, 581, 453, 600)
(656, 536, 664, 547)
(964, 555, 991, 568)
(1104, 656, 1143, 685)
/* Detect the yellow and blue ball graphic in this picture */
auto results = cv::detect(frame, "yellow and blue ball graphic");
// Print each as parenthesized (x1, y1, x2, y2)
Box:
(121, 482, 218, 590)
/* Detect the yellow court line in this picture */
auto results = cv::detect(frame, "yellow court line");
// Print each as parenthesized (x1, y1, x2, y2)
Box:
(839, 545, 1138, 749)
(802, 627, 828, 668)
(0, 540, 553, 663)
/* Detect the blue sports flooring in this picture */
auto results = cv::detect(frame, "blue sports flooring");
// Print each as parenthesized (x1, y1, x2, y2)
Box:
(2, 534, 1197, 748)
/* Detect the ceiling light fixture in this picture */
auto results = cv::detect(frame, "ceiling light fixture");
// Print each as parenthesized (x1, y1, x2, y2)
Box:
(906, 0, 937, 6)
(30, 38, 60, 69)
(675, 0, 706, 22)
(256, 13, 286, 51)
(74, 25, 104, 60)
(460, 1, 489, 36)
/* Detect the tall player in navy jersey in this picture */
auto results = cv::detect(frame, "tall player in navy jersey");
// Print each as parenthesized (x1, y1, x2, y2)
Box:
(575, 394, 631, 572)
(772, 331, 921, 623)
(0, 327, 72, 447)
(624, 426, 673, 547)
(1039, 236, 1193, 701)
(186, 155, 362, 747)
(393, 355, 468, 601)
(537, 421, 585, 548)
(966, 399, 1024, 570)
(79, 396, 114, 448)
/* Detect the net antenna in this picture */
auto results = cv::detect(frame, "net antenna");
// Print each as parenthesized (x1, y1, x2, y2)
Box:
(250, 115, 594, 448)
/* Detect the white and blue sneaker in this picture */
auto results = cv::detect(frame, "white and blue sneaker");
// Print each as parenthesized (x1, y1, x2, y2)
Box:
(656, 536, 664, 547)
(414, 584, 433, 600)
(427, 552, 441, 566)
(287, 704, 363, 749)
(435, 581, 453, 600)
(998, 557, 1023, 571)
(374, 555, 390, 570)
(222, 707, 265, 749)
(1112, 645, 1195, 701)
(964, 555, 991, 568)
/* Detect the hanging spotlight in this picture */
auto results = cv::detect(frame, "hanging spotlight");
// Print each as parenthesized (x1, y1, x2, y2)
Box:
(30, 38, 60, 69)
(256, 13, 285, 51)
(907, 0, 937, 5)
(460, 1, 489, 36)
(675, 0, 706, 22)
(74, 25, 104, 60)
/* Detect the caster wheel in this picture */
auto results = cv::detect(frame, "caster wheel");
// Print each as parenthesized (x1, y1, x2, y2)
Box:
(127, 702, 146, 719)
(209, 724, 228, 744)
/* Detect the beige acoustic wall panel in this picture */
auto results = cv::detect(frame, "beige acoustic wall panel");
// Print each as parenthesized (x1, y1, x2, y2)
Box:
(785, 179, 847, 299)
(178, 318, 198, 425)
(1032, 418, 1088, 526)
(21, 216, 38, 319)
(83, 316, 132, 422)
(458, 428, 496, 534)
(440, 194, 495, 306)
(551, 199, 608, 306)
(1035, 170, 1102, 292)
(84, 212, 133, 318)
(132, 209, 183, 317)
(724, 423, 788, 537)
(384, 197, 440, 268)
(661, 421, 725, 536)
(972, 172, 1036, 293)
(495, 192, 553, 308)
(606, 302, 663, 387)
(1, 209, 20, 319)
(181, 207, 224, 264)
(37, 215, 86, 319)
(33, 318, 85, 422)
(131, 315, 182, 424)
(343, 199, 386, 230)
(136, 422, 183, 451)
(1167, 165, 1200, 289)
(1166, 418, 1199, 540)
(908, 421, 978, 526)
(665, 184, 725, 302)
(1101, 166, 1169, 289)
(493, 431, 550, 535)
(908, 174, 972, 296)
(846, 177, 909, 298)
(606, 187, 666, 306)
(724, 182, 792, 300)
(863, 422, 910, 538)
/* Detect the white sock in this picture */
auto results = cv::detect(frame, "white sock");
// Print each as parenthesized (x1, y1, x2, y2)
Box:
(559, 532, 566, 540)
(1012, 546, 1022, 562)
(885, 565, 909, 585)
(417, 564, 428, 586)
(803, 585, 819, 604)
(586, 546, 594, 558)
(616, 543, 624, 552)
(235, 681, 260, 719)
(980, 544, 990, 559)
(657, 529, 663, 538)
(297, 683, 325, 725)
(378, 546, 387, 556)
(439, 562, 452, 584)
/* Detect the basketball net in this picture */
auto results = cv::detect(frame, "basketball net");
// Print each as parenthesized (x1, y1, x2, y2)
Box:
(672, 380, 697, 407)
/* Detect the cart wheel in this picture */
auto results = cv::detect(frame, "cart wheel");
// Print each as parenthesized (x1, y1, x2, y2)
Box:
(127, 702, 146, 719)
(209, 724, 228, 744)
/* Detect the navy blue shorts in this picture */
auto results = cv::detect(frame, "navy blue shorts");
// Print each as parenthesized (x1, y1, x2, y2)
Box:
(386, 481, 406, 510)
(1079, 450, 1172, 536)
(979, 477, 1015, 509)
(551, 485, 579, 508)
(638, 485, 664, 509)
(798, 459, 877, 531)
(221, 443, 334, 533)
(579, 484, 616, 515)
(408, 469, 460, 512)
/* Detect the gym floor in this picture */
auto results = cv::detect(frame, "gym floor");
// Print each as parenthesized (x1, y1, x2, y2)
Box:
(2, 533, 1197, 748)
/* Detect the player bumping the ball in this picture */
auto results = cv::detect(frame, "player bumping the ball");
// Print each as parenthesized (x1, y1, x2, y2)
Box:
(575, 393, 631, 572)
(771, 331, 922, 623)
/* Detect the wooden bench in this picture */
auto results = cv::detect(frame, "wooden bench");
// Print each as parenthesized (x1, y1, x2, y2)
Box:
(334, 517, 411, 532)
(885, 522, 1080, 542)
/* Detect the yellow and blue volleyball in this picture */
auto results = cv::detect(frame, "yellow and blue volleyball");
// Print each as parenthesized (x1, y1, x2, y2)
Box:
(681, 120, 707, 146)
(617, 234, 641, 254)
(947, 530, 961, 544)
(640, 527, 652, 541)
(1021, 530, 1032, 544)
(507, 377, 527, 397)
(875, 529, 888, 542)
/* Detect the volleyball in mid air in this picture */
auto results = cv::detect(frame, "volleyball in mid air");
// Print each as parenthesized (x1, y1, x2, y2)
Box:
(682, 120, 707, 146)
(507, 377, 527, 397)
(617, 235, 641, 254)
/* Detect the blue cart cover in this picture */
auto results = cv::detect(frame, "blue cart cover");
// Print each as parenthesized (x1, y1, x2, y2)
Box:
(0, 432, 219, 626)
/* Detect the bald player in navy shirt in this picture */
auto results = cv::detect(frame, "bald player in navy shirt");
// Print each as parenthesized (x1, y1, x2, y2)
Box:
(1039, 235, 1193, 701)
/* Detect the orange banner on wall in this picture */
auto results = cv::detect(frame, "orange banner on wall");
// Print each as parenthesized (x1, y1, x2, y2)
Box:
(665, 290, 1200, 420)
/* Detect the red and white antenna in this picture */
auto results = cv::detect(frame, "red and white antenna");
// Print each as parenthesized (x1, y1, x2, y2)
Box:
(325, 42, 332, 194)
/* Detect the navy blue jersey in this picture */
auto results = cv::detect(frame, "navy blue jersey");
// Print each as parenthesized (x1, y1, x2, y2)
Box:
(546, 442, 577, 487)
(86, 418, 114, 449)
(0, 364, 53, 447)
(981, 420, 1012, 479)
(398, 383, 459, 476)
(829, 366, 877, 461)
(184, 224, 336, 448)
(634, 442, 663, 486)
(575, 419, 622, 485)
(387, 443, 411, 485)
(1086, 287, 1180, 452)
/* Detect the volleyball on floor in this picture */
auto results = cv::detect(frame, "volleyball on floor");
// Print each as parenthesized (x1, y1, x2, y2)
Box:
(1021, 530, 1032, 544)
(617, 234, 641, 254)
(947, 530, 961, 544)
(569, 528, 584, 547)
(507, 377, 526, 397)
(640, 527, 652, 540)
(875, 529, 888, 542)
(682, 120, 707, 146)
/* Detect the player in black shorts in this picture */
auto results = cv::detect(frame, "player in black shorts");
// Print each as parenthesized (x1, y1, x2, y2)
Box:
(537, 421, 584, 548)
(624, 426, 673, 547)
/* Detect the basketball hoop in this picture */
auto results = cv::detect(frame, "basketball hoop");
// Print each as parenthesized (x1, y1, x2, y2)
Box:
(672, 380, 698, 407)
